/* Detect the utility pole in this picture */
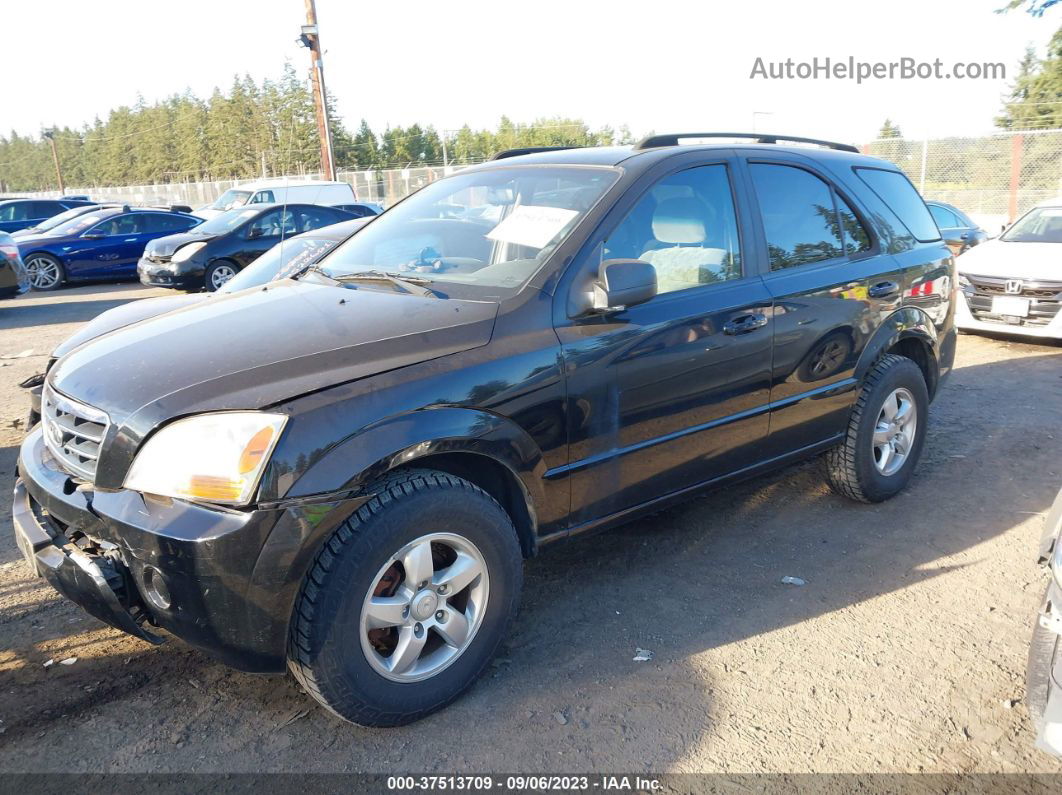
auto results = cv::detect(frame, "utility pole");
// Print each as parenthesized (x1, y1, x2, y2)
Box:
(42, 129, 65, 194)
(300, 0, 336, 181)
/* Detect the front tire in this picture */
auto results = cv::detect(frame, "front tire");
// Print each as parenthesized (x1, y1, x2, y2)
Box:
(287, 469, 523, 726)
(204, 260, 238, 292)
(24, 253, 65, 291)
(825, 354, 929, 503)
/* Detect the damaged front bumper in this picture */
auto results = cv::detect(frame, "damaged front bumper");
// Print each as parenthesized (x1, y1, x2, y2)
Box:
(11, 425, 337, 672)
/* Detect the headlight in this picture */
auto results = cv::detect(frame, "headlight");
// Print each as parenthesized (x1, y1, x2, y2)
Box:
(171, 242, 206, 263)
(124, 412, 287, 505)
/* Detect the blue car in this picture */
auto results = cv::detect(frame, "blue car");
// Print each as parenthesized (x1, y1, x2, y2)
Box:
(0, 198, 96, 233)
(17, 205, 202, 291)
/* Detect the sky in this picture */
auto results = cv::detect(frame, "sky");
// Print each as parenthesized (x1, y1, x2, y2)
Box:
(1, 0, 1058, 146)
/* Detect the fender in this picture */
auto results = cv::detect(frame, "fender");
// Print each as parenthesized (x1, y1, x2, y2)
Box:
(854, 305, 939, 385)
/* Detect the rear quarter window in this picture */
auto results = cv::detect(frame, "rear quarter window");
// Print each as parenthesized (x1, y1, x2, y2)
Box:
(854, 168, 940, 243)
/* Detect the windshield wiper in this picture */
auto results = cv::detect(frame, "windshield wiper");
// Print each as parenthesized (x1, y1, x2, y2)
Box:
(332, 270, 438, 298)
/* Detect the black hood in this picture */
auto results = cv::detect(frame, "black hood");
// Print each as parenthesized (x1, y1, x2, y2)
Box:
(48, 280, 498, 488)
(146, 230, 217, 258)
(53, 293, 209, 357)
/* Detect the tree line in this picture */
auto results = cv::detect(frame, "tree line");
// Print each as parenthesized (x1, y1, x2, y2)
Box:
(0, 64, 632, 192)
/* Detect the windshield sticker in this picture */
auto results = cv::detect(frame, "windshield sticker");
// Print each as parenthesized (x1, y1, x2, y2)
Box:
(486, 205, 579, 250)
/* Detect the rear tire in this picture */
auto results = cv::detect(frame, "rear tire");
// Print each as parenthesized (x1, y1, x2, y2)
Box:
(287, 468, 523, 726)
(24, 253, 65, 291)
(825, 354, 929, 503)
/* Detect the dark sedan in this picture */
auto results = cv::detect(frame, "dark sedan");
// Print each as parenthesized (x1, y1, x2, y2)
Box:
(0, 231, 29, 298)
(0, 198, 96, 234)
(927, 201, 987, 256)
(139, 203, 355, 291)
(16, 206, 202, 290)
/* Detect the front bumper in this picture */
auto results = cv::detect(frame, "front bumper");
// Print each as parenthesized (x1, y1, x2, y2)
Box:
(956, 289, 1062, 340)
(137, 257, 203, 290)
(13, 426, 298, 671)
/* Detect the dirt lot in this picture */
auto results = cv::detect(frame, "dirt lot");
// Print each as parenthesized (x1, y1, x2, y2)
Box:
(1, 283, 1061, 775)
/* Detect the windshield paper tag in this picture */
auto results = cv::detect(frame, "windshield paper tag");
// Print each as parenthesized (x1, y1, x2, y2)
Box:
(486, 205, 579, 250)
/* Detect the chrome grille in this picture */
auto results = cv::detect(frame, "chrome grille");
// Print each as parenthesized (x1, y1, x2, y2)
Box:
(41, 385, 109, 482)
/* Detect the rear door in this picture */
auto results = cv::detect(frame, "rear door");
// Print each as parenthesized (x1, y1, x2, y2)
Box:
(554, 155, 775, 527)
(741, 156, 902, 455)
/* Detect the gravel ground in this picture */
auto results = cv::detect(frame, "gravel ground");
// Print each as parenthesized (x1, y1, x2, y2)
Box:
(1, 283, 1061, 775)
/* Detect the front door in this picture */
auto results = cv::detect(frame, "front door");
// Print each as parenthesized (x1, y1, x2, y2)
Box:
(554, 160, 774, 528)
(68, 214, 146, 278)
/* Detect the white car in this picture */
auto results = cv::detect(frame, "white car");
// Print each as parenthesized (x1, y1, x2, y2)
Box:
(195, 179, 356, 220)
(955, 200, 1062, 341)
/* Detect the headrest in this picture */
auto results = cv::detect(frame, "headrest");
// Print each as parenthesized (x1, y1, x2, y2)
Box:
(652, 198, 707, 244)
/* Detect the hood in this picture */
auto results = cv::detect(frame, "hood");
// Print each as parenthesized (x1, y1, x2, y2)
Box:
(14, 231, 68, 247)
(146, 230, 217, 258)
(49, 280, 498, 486)
(53, 293, 209, 357)
(959, 239, 1062, 282)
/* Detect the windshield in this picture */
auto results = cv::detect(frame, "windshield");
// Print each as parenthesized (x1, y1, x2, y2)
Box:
(219, 236, 339, 293)
(46, 212, 113, 237)
(207, 189, 252, 211)
(1002, 207, 1062, 243)
(317, 166, 618, 293)
(196, 208, 261, 235)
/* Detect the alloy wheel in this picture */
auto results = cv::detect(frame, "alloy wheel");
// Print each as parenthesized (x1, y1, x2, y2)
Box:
(209, 264, 237, 290)
(872, 387, 918, 477)
(25, 256, 60, 290)
(359, 532, 489, 683)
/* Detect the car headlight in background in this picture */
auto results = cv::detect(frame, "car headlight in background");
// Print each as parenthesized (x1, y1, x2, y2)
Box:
(124, 412, 287, 505)
(171, 242, 207, 263)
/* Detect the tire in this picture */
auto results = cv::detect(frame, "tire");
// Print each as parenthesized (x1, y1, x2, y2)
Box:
(825, 353, 929, 503)
(24, 253, 65, 291)
(204, 260, 238, 292)
(288, 468, 523, 726)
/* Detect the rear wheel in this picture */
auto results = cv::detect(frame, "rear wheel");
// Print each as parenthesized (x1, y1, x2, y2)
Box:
(24, 253, 64, 291)
(204, 260, 238, 291)
(288, 469, 523, 726)
(825, 354, 929, 503)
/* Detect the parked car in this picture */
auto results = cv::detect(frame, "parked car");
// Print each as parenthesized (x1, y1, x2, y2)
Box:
(13, 133, 954, 727)
(0, 198, 96, 234)
(138, 203, 355, 291)
(334, 202, 383, 218)
(1028, 484, 1062, 757)
(926, 201, 987, 256)
(194, 180, 357, 219)
(16, 206, 202, 290)
(0, 231, 29, 298)
(955, 200, 1062, 341)
(12, 203, 119, 238)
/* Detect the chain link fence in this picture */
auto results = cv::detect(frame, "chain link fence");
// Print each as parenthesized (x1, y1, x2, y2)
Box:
(18, 130, 1062, 231)
(864, 129, 1062, 232)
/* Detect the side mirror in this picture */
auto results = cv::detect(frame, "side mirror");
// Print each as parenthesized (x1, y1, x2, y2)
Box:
(247, 227, 263, 240)
(591, 259, 657, 312)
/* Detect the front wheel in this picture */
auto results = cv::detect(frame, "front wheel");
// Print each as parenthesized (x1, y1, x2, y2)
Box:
(825, 354, 929, 503)
(288, 469, 523, 726)
(204, 260, 238, 291)
(24, 253, 65, 291)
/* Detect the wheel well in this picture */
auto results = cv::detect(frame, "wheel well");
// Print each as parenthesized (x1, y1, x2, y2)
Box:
(392, 453, 537, 558)
(887, 336, 938, 398)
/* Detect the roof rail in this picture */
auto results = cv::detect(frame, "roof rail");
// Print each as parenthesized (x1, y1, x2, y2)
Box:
(634, 132, 860, 154)
(490, 145, 582, 161)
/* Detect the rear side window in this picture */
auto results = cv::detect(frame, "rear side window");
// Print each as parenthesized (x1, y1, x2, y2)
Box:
(31, 201, 63, 217)
(855, 168, 940, 242)
(143, 214, 199, 233)
(838, 194, 872, 255)
(749, 164, 845, 270)
(928, 204, 959, 229)
(250, 190, 275, 204)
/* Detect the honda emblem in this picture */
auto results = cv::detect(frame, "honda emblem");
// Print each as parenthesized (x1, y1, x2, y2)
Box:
(1005, 279, 1023, 294)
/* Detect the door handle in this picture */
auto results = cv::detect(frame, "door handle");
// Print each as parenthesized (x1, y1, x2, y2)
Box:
(959, 232, 969, 240)
(868, 281, 900, 299)
(124, 237, 137, 242)
(723, 313, 768, 335)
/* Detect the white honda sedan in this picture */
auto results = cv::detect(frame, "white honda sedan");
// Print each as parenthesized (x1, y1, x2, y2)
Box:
(956, 201, 1062, 341)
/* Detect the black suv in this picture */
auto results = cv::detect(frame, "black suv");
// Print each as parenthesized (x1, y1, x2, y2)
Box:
(13, 133, 956, 726)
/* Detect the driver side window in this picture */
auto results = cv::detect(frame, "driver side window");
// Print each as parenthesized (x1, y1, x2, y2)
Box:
(604, 165, 742, 295)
